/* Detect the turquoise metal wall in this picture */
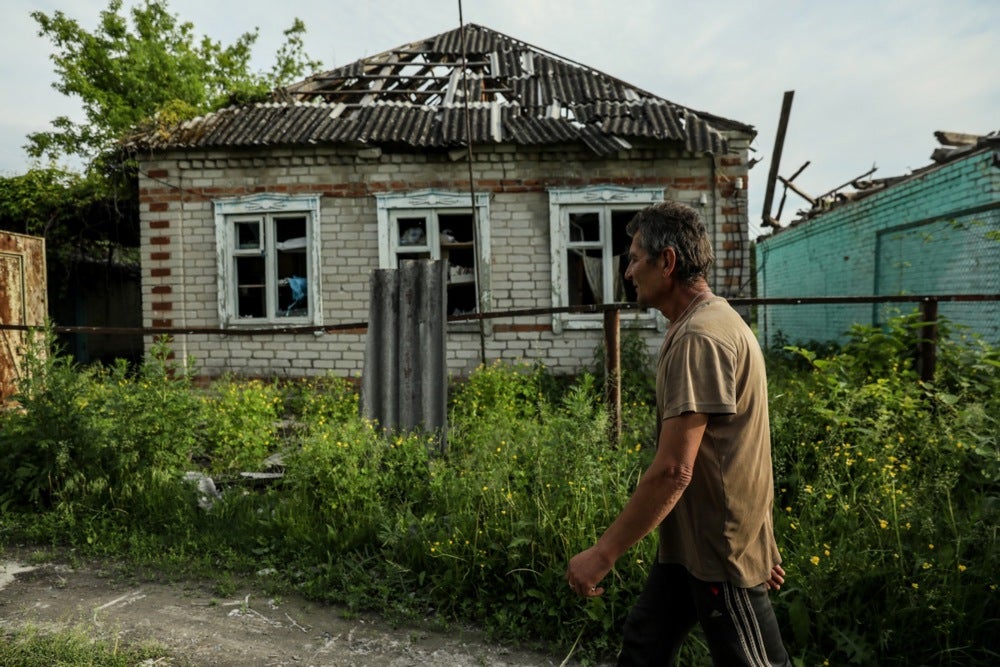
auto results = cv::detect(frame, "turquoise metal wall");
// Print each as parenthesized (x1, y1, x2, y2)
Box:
(755, 149, 999, 347)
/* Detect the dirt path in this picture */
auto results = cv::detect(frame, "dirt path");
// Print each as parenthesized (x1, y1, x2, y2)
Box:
(0, 550, 599, 666)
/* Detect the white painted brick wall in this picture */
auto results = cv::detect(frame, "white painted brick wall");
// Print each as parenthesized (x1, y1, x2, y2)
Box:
(139, 140, 749, 379)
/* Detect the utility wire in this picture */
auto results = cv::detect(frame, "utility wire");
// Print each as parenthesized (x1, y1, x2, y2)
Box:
(457, 0, 487, 365)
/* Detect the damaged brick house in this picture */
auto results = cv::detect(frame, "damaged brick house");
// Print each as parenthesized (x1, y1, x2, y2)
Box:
(126, 24, 755, 379)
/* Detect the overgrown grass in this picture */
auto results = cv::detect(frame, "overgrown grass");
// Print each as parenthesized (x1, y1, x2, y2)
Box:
(767, 314, 1000, 666)
(0, 317, 997, 666)
(0, 625, 181, 666)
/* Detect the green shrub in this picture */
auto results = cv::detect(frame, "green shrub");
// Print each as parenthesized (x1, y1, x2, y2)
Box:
(275, 418, 431, 555)
(1, 314, 996, 667)
(770, 314, 999, 666)
(0, 334, 199, 512)
(281, 373, 360, 426)
(197, 377, 282, 474)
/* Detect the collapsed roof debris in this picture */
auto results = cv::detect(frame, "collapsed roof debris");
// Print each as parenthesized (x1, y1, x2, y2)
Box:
(770, 130, 999, 231)
(126, 24, 750, 157)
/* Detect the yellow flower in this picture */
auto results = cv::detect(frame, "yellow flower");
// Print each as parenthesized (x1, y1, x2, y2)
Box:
(911, 583, 919, 590)
(958, 564, 967, 572)
(810, 556, 820, 566)
(879, 519, 889, 529)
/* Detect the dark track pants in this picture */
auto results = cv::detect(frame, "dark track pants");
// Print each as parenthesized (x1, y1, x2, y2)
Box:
(618, 563, 791, 667)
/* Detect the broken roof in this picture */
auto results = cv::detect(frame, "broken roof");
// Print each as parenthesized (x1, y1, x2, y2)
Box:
(766, 130, 999, 235)
(127, 23, 751, 157)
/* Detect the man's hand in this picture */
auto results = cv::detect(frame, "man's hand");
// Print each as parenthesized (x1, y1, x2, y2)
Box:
(566, 545, 613, 597)
(765, 564, 786, 591)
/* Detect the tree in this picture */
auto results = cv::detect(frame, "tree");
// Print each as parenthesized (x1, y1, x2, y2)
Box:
(28, 0, 322, 165)
(0, 167, 138, 269)
(1, 1, 323, 360)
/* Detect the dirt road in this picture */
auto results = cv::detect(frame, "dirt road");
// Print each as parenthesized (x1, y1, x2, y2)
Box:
(0, 550, 597, 666)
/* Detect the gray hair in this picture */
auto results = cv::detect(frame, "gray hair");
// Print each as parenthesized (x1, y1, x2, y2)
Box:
(625, 201, 714, 285)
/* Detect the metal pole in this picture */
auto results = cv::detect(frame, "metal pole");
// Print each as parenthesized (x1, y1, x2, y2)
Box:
(604, 308, 621, 447)
(919, 300, 938, 383)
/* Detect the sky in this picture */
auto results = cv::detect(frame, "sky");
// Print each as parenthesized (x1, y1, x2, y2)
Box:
(1, 0, 997, 238)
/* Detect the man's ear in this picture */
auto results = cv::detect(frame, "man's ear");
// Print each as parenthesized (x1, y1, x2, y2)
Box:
(662, 247, 676, 276)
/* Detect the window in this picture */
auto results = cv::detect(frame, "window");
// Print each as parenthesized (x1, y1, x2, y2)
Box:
(548, 185, 665, 331)
(376, 190, 491, 325)
(213, 193, 322, 326)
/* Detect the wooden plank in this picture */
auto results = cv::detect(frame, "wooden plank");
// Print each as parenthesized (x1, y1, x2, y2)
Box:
(934, 130, 980, 146)
(778, 175, 815, 205)
(761, 91, 795, 227)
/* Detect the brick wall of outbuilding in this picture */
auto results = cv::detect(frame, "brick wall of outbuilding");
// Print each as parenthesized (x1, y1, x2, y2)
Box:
(755, 148, 1000, 346)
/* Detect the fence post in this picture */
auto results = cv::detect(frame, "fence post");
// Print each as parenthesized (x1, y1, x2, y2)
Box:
(918, 299, 938, 383)
(604, 308, 621, 447)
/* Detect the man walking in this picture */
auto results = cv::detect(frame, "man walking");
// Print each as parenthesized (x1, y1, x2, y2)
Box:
(566, 201, 790, 666)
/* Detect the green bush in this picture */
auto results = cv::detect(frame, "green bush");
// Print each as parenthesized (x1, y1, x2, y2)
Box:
(281, 373, 360, 426)
(197, 377, 282, 474)
(1, 315, 996, 666)
(0, 334, 199, 513)
(769, 314, 999, 666)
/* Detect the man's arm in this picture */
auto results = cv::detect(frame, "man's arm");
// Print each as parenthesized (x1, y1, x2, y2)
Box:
(566, 411, 707, 597)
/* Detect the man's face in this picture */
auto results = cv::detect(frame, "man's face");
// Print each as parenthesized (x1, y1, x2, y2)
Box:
(624, 234, 664, 308)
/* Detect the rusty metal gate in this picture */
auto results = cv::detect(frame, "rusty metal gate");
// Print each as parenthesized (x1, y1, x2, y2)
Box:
(0, 232, 47, 401)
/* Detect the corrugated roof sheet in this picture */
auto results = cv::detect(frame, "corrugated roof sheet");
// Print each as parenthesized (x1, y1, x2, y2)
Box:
(127, 24, 752, 156)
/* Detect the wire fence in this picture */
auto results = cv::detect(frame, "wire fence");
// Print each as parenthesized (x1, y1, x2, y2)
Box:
(4, 293, 996, 443)
(4, 293, 995, 336)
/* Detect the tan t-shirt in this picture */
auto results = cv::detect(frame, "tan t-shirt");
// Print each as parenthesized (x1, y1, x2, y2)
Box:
(655, 296, 781, 587)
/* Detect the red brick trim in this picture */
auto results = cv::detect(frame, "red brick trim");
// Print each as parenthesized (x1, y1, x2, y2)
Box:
(136, 175, 689, 201)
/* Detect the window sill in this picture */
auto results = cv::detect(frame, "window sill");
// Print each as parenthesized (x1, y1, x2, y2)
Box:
(555, 312, 661, 331)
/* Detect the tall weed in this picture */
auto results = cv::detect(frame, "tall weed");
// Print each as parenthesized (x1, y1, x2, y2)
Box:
(197, 377, 282, 474)
(1, 315, 996, 666)
(770, 314, 999, 666)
